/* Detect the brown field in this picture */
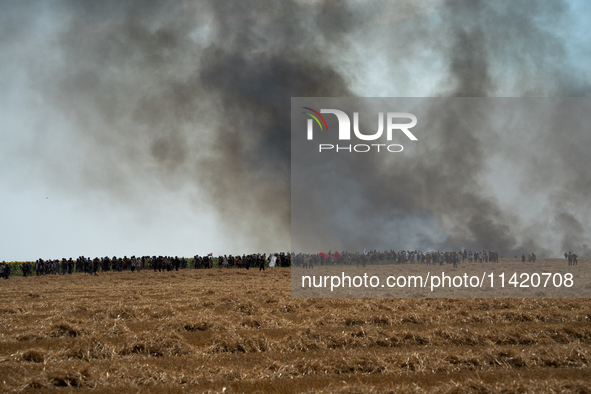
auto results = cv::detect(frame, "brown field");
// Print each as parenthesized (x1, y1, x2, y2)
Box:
(1, 259, 590, 393)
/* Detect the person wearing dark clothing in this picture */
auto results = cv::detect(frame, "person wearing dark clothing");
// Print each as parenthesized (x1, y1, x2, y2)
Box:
(259, 254, 265, 271)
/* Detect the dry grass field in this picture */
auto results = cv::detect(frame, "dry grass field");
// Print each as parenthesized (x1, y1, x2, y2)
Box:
(1, 259, 590, 393)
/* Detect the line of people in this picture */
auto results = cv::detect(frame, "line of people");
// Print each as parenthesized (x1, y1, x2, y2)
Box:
(214, 253, 291, 270)
(3, 248, 578, 278)
(294, 249, 505, 269)
(7, 253, 292, 278)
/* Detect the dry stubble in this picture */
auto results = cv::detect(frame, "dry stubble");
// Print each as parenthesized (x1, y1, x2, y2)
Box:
(0, 259, 590, 393)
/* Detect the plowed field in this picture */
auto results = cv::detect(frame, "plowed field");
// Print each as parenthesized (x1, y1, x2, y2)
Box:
(1, 260, 590, 393)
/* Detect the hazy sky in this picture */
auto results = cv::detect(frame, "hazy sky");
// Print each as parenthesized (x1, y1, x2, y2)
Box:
(1, 0, 591, 261)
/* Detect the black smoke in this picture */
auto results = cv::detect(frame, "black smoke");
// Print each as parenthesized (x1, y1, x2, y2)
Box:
(35, 0, 354, 251)
(5, 0, 590, 256)
(292, 0, 591, 257)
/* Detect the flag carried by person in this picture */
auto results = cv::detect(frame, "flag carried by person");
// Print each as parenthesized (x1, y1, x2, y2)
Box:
(333, 251, 341, 260)
(208, 253, 213, 256)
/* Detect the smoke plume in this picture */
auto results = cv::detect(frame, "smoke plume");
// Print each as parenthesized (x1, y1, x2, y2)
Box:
(2, 0, 590, 257)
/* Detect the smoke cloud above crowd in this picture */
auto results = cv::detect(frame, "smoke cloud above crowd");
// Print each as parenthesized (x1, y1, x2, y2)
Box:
(1, 0, 590, 259)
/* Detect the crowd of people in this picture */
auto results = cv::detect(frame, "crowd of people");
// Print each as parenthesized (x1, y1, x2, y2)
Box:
(1, 253, 292, 278)
(293, 249, 500, 269)
(0, 248, 581, 279)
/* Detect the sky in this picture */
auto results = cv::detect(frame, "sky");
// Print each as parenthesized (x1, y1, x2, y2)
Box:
(1, 0, 591, 261)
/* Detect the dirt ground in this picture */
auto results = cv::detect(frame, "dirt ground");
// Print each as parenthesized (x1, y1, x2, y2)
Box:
(1, 261, 590, 393)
